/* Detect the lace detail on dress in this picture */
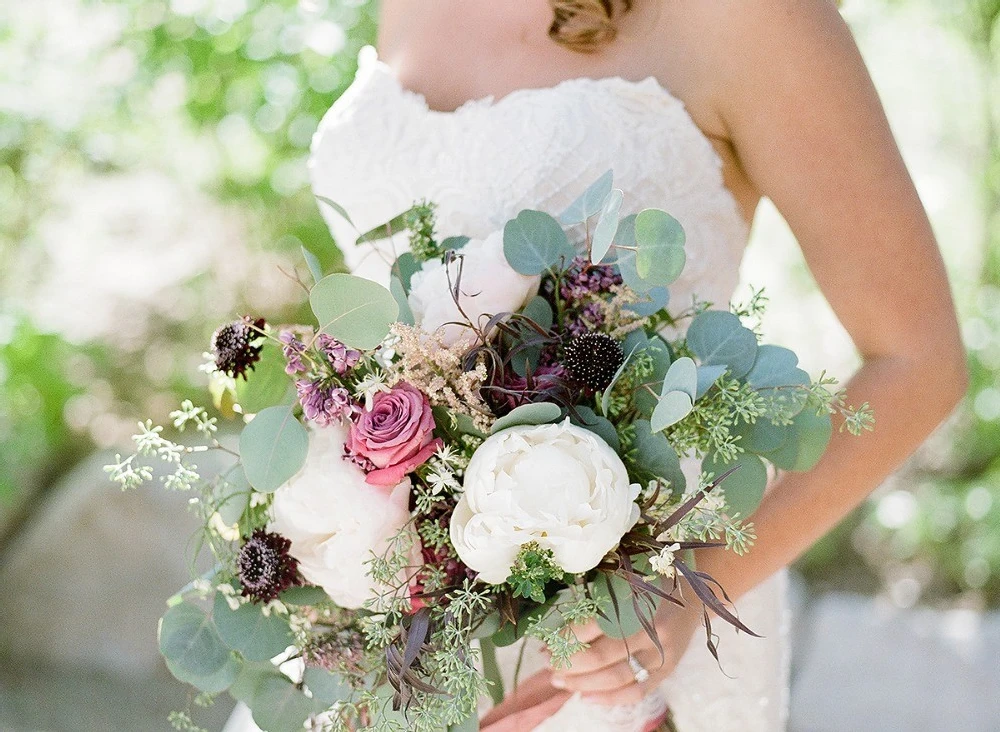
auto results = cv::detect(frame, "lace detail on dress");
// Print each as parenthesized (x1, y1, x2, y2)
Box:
(302, 45, 789, 732)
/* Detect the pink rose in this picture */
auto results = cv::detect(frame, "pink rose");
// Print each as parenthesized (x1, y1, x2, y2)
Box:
(347, 382, 442, 487)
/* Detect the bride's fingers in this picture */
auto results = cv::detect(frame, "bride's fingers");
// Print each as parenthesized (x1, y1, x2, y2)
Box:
(480, 669, 558, 726)
(481, 691, 573, 732)
(553, 637, 627, 678)
(553, 659, 636, 693)
(571, 619, 604, 644)
(581, 681, 651, 706)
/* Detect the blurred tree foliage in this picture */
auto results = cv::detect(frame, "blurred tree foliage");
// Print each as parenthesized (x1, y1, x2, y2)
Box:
(2, 0, 1000, 607)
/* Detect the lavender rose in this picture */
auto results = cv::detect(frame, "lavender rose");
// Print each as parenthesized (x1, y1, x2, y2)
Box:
(346, 382, 442, 487)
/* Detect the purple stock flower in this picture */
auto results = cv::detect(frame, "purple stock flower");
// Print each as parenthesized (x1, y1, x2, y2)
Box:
(295, 379, 360, 426)
(317, 334, 361, 375)
(559, 256, 622, 302)
(280, 330, 308, 375)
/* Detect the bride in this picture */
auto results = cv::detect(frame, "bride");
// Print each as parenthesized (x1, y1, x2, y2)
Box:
(227, 0, 966, 730)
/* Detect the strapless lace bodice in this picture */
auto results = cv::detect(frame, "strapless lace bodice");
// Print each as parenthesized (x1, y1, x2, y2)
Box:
(304, 45, 789, 732)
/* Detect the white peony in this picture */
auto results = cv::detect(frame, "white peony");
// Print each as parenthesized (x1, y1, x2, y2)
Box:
(407, 230, 539, 346)
(450, 420, 641, 583)
(269, 422, 411, 609)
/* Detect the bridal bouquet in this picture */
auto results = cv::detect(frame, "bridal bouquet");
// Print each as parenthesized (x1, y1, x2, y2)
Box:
(107, 171, 871, 732)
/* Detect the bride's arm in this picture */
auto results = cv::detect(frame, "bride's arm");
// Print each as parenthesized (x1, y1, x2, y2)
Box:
(554, 0, 968, 702)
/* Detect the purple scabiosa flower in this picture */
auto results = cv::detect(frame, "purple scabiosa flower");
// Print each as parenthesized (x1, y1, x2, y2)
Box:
(279, 330, 308, 375)
(212, 316, 265, 379)
(237, 529, 301, 603)
(296, 379, 360, 426)
(559, 256, 622, 302)
(563, 333, 625, 391)
(317, 334, 361, 375)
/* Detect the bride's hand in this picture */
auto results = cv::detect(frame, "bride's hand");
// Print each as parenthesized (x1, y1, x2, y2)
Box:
(480, 669, 572, 731)
(550, 597, 703, 705)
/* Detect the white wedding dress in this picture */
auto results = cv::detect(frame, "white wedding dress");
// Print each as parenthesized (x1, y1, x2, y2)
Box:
(225, 45, 789, 732)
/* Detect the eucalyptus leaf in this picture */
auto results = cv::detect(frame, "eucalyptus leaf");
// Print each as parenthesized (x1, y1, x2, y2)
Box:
(695, 364, 728, 400)
(650, 390, 693, 432)
(213, 592, 294, 662)
(441, 235, 471, 251)
(390, 275, 414, 326)
(310, 273, 399, 350)
(510, 296, 555, 377)
(229, 662, 281, 705)
(558, 169, 613, 225)
(734, 417, 791, 455)
(600, 340, 644, 416)
(212, 469, 252, 526)
(591, 188, 623, 263)
(634, 209, 686, 286)
(357, 207, 409, 243)
(315, 195, 355, 228)
(633, 420, 686, 493)
(521, 295, 554, 332)
(686, 310, 758, 379)
(449, 716, 480, 732)
(748, 345, 811, 419)
(250, 675, 314, 732)
(624, 286, 669, 317)
(491, 402, 562, 434)
(491, 600, 557, 647)
(702, 452, 768, 518)
(614, 214, 653, 294)
(763, 409, 832, 472)
(659, 356, 698, 400)
(158, 602, 231, 680)
(303, 667, 352, 707)
(570, 406, 620, 452)
(235, 343, 292, 415)
(165, 652, 240, 694)
(503, 210, 576, 276)
(633, 338, 673, 417)
(279, 585, 330, 606)
(391, 252, 421, 293)
(300, 245, 323, 284)
(239, 405, 308, 493)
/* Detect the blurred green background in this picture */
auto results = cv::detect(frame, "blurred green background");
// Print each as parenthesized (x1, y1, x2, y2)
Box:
(0, 0, 998, 730)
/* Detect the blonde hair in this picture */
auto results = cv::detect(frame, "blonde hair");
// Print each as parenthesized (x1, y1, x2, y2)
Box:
(548, 0, 634, 53)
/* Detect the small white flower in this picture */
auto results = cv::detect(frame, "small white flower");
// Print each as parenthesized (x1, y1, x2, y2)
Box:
(650, 542, 681, 578)
(408, 231, 539, 346)
(352, 369, 392, 410)
(208, 512, 241, 542)
(450, 420, 640, 583)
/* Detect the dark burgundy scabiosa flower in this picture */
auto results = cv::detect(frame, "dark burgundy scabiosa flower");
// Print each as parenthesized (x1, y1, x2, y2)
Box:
(237, 529, 301, 603)
(212, 316, 266, 379)
(317, 334, 361, 375)
(563, 332, 625, 391)
(295, 379, 360, 426)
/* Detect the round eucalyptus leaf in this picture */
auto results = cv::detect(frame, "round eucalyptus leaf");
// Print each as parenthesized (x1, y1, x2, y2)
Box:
(239, 405, 308, 493)
(471, 611, 502, 640)
(634, 209, 686, 286)
(491, 600, 557, 647)
(633, 338, 673, 417)
(625, 286, 669, 317)
(158, 601, 231, 680)
(229, 661, 281, 705)
(650, 390, 693, 432)
(236, 343, 292, 415)
(212, 469, 252, 526)
(503, 210, 576, 276)
(303, 666, 352, 707)
(695, 364, 728, 400)
(449, 714, 481, 732)
(213, 592, 294, 662)
(165, 652, 240, 694)
(614, 215, 654, 294)
(391, 252, 420, 293)
(686, 310, 758, 379)
(441, 235, 471, 251)
(279, 585, 330, 606)
(591, 188, 623, 263)
(746, 345, 800, 387)
(734, 418, 791, 455)
(491, 402, 562, 434)
(300, 245, 323, 284)
(558, 169, 613, 225)
(521, 296, 554, 332)
(703, 452, 768, 518)
(633, 420, 686, 493)
(250, 675, 314, 732)
(310, 273, 399, 350)
(659, 357, 698, 400)
(764, 409, 833, 472)
(570, 406, 621, 452)
(389, 275, 414, 326)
